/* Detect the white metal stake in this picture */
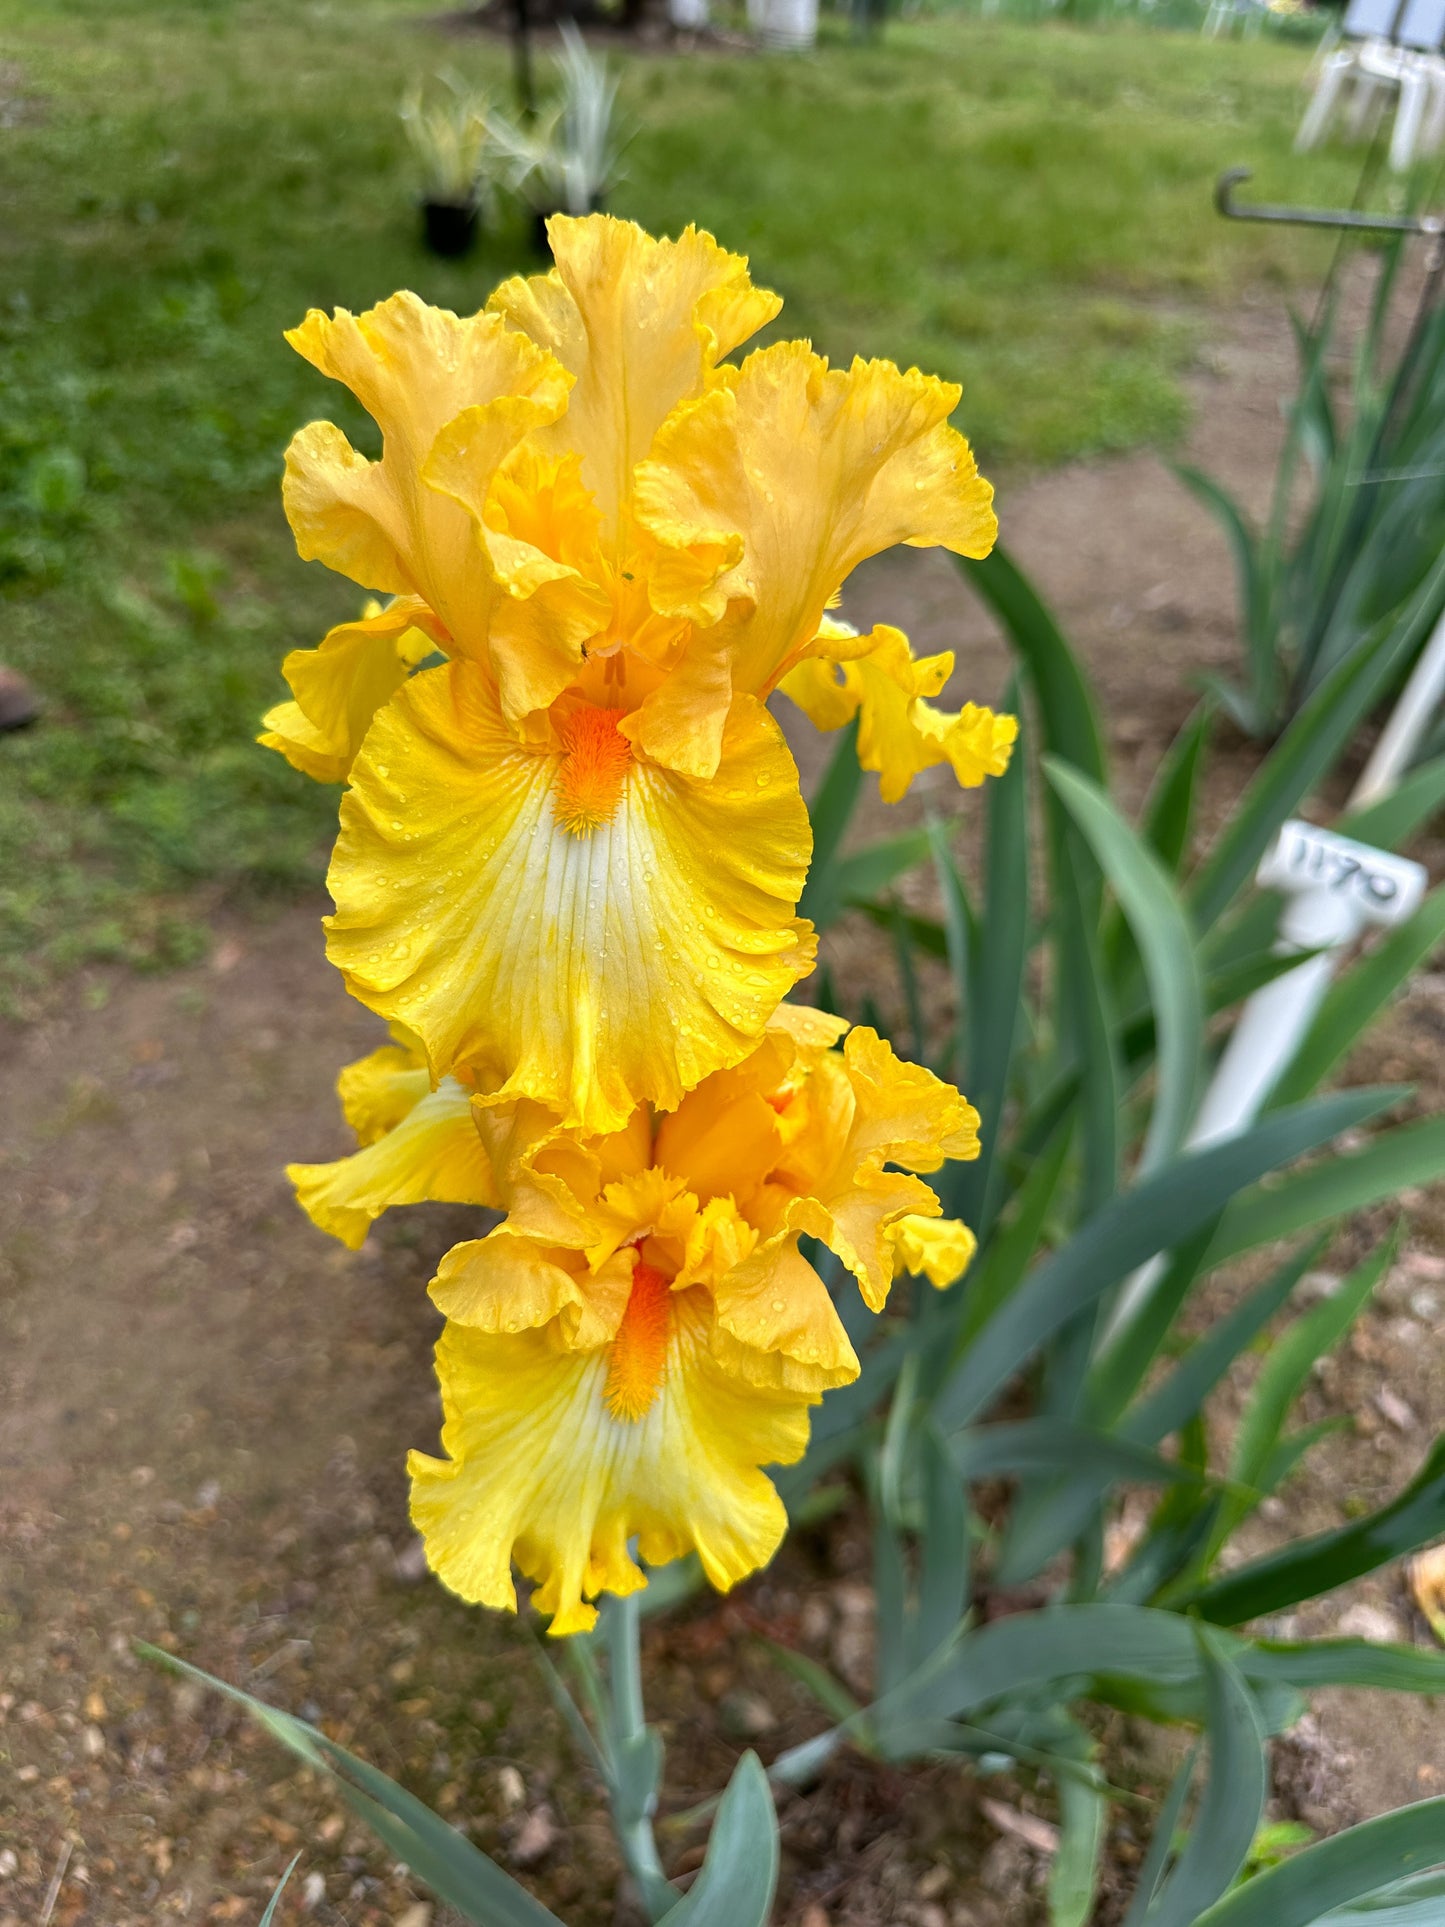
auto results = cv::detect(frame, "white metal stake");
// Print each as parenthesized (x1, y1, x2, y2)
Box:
(1350, 605, 1445, 809)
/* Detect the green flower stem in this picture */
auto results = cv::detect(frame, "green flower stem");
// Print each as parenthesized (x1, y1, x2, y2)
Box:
(605, 1591, 675, 1921)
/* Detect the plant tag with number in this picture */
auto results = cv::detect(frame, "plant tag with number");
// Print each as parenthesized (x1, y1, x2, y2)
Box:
(1257, 821, 1427, 927)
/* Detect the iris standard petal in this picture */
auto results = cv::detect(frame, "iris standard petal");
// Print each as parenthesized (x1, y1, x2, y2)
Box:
(283, 296, 571, 653)
(488, 217, 780, 536)
(424, 431, 613, 727)
(634, 341, 998, 714)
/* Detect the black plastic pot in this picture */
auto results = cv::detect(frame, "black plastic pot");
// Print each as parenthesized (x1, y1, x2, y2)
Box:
(531, 195, 605, 257)
(422, 200, 479, 259)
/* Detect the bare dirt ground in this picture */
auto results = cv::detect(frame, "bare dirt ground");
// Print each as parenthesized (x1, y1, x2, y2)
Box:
(4, 281, 1445, 1927)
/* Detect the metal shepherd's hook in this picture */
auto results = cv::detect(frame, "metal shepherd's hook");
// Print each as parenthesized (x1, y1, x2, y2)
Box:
(1215, 165, 1445, 235)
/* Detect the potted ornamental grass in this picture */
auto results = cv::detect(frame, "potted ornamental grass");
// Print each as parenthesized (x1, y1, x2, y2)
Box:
(488, 24, 627, 254)
(399, 73, 503, 258)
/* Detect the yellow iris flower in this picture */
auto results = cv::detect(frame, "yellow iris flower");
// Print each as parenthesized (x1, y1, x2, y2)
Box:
(290, 1008, 979, 1633)
(262, 215, 1004, 1134)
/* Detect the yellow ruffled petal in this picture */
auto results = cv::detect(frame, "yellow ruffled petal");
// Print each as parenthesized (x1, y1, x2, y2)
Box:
(423, 412, 612, 723)
(890, 1214, 977, 1289)
(430, 1229, 597, 1333)
(775, 654, 859, 736)
(282, 421, 415, 600)
(806, 612, 886, 663)
(287, 296, 553, 457)
(257, 699, 345, 786)
(779, 621, 1017, 805)
(621, 634, 737, 781)
(283, 295, 571, 654)
(634, 342, 997, 717)
(639, 517, 744, 629)
(768, 1026, 981, 1310)
(653, 1079, 785, 1209)
(820, 621, 954, 698)
(409, 1295, 809, 1634)
(470, 1095, 657, 1255)
(708, 1235, 859, 1395)
(766, 1002, 851, 1054)
(841, 1025, 982, 1173)
(789, 1167, 944, 1314)
(488, 218, 780, 535)
(912, 700, 1020, 792)
(325, 662, 815, 1133)
(258, 597, 440, 785)
(335, 1041, 431, 1144)
(287, 1077, 493, 1250)
(584, 1167, 700, 1274)
(677, 1193, 762, 1292)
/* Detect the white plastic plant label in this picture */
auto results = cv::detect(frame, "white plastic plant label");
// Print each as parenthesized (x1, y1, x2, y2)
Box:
(1257, 820, 1427, 926)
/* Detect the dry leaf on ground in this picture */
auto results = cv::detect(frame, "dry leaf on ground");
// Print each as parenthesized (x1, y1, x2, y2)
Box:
(1410, 1543, 1445, 1643)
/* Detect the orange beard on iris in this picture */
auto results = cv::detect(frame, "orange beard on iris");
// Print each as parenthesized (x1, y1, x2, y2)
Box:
(604, 1256, 672, 1420)
(554, 704, 634, 838)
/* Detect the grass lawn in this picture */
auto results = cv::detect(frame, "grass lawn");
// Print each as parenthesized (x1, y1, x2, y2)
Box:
(0, 0, 1369, 1002)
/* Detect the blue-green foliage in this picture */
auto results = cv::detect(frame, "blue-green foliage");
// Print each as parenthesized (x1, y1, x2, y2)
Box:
(788, 540, 1445, 1923)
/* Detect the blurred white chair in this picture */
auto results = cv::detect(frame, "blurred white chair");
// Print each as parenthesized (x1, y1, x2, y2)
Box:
(1296, 0, 1445, 166)
(1295, 0, 1405, 150)
(1386, 0, 1445, 167)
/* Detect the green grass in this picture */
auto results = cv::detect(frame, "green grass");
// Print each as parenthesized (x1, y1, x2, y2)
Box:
(0, 0, 1370, 1001)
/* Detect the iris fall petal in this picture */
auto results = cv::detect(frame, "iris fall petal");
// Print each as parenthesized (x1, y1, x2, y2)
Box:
(325, 661, 815, 1132)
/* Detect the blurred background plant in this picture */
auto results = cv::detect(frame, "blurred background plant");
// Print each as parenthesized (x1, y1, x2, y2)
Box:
(399, 71, 507, 241)
(488, 23, 629, 223)
(1179, 235, 1445, 739)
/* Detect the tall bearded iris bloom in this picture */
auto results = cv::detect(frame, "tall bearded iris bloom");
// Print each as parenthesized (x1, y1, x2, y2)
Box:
(263, 216, 1006, 1133)
(291, 1009, 979, 1633)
